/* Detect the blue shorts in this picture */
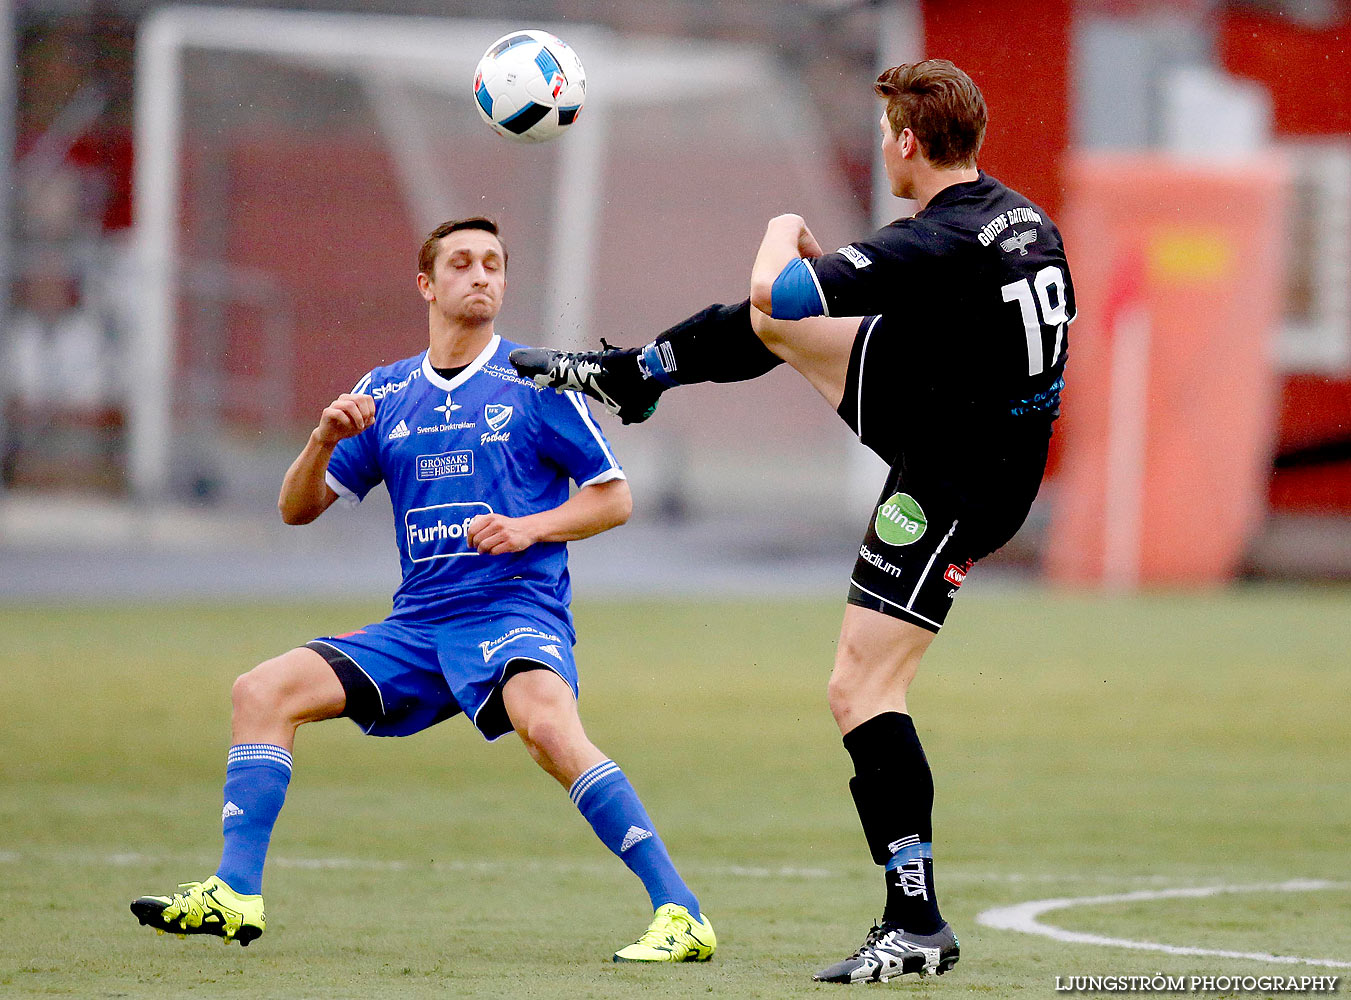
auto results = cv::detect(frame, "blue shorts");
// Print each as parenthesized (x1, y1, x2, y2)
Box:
(305, 607, 579, 741)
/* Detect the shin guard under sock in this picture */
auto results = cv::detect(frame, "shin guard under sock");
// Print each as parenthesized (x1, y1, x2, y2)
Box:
(842, 712, 942, 933)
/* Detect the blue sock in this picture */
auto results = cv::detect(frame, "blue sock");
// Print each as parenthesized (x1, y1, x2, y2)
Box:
(570, 759, 700, 918)
(214, 743, 292, 896)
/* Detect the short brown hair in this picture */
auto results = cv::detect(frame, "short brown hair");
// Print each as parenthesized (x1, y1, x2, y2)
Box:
(874, 59, 987, 169)
(418, 217, 508, 275)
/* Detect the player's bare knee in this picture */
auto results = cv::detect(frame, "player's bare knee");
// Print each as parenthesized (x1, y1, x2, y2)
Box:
(233, 651, 335, 729)
(516, 709, 571, 766)
(231, 664, 282, 726)
(827, 667, 866, 726)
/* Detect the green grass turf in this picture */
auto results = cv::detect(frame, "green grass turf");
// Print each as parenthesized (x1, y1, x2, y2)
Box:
(1, 586, 1348, 997)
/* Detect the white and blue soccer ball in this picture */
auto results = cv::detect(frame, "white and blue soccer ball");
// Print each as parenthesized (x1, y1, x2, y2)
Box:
(473, 30, 586, 143)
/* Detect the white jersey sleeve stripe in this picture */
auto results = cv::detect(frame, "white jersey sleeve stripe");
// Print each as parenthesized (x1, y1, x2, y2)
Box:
(807, 258, 830, 317)
(578, 467, 626, 488)
(564, 391, 621, 476)
(856, 315, 882, 442)
(351, 371, 373, 395)
(325, 470, 361, 506)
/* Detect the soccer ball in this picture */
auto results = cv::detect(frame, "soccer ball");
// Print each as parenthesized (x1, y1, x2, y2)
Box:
(472, 30, 586, 143)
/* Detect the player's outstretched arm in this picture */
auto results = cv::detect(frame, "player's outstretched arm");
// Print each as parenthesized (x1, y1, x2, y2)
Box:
(278, 392, 375, 525)
(749, 214, 825, 318)
(466, 479, 631, 555)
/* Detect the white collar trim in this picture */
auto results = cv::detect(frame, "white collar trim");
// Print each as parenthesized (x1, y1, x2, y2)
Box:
(422, 333, 500, 391)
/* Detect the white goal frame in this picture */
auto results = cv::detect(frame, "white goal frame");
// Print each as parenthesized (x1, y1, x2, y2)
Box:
(130, 7, 792, 499)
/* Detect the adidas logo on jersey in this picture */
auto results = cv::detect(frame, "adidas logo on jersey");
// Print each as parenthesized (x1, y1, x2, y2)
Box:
(388, 420, 410, 440)
(222, 801, 245, 821)
(620, 825, 653, 852)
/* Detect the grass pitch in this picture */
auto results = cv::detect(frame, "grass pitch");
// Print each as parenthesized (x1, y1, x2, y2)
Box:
(1, 586, 1348, 998)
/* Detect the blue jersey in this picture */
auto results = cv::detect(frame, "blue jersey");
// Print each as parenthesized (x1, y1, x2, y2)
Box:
(324, 334, 623, 624)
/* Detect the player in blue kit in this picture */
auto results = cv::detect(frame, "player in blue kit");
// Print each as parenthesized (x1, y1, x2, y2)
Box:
(130, 217, 715, 964)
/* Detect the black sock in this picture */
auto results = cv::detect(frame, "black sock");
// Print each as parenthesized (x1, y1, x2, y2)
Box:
(842, 712, 943, 934)
(600, 299, 783, 391)
(646, 299, 782, 385)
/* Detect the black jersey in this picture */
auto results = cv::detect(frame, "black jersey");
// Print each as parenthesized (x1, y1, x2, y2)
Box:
(809, 172, 1075, 499)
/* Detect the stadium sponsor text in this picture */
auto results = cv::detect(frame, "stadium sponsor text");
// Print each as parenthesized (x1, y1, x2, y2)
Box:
(371, 369, 420, 400)
(859, 543, 903, 578)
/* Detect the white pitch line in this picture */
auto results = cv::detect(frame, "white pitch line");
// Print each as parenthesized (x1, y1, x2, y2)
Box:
(977, 880, 1351, 969)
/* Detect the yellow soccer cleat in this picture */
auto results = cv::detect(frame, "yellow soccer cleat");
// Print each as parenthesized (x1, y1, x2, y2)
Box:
(130, 875, 265, 946)
(613, 903, 716, 963)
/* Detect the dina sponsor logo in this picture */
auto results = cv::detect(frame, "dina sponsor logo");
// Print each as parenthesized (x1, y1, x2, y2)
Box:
(404, 501, 492, 562)
(874, 492, 927, 546)
(416, 451, 474, 481)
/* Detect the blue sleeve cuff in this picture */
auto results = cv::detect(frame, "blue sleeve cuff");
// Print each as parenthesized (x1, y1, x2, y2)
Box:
(769, 257, 828, 320)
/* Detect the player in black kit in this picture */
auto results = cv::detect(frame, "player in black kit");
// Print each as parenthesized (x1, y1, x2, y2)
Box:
(513, 59, 1075, 984)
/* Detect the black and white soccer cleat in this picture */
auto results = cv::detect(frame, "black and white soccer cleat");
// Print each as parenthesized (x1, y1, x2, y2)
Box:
(509, 346, 662, 425)
(812, 921, 959, 984)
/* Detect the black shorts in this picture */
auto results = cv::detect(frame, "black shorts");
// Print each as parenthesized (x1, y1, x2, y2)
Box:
(836, 316, 1049, 632)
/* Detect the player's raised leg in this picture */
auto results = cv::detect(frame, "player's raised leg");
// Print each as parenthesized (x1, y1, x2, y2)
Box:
(501, 666, 715, 963)
(509, 290, 864, 424)
(130, 647, 346, 945)
(813, 605, 959, 983)
(509, 299, 782, 423)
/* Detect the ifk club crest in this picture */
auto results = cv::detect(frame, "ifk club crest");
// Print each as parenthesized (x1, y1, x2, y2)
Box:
(481, 404, 513, 446)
